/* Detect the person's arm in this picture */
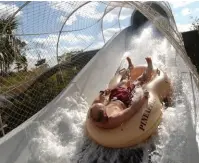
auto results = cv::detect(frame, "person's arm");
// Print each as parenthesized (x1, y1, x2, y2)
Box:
(95, 90, 148, 129)
(137, 57, 153, 83)
(106, 93, 147, 128)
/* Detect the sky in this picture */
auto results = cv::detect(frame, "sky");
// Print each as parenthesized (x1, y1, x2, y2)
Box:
(170, 1, 199, 32)
(0, 1, 199, 69)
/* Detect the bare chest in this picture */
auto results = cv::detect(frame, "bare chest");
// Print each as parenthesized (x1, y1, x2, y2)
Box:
(105, 101, 125, 116)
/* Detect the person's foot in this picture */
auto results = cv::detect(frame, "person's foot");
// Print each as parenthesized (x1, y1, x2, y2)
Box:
(104, 89, 111, 95)
(145, 57, 153, 80)
(126, 57, 134, 69)
(145, 57, 152, 64)
(145, 57, 153, 70)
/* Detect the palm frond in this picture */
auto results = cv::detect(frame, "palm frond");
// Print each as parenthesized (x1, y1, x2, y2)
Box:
(0, 15, 19, 34)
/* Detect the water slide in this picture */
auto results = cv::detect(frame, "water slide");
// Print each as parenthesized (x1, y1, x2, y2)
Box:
(0, 1, 199, 163)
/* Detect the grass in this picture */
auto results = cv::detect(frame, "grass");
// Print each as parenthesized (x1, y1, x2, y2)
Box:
(0, 65, 81, 135)
(0, 67, 47, 94)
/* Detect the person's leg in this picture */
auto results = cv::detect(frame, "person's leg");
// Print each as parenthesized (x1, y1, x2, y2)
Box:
(145, 57, 153, 77)
(137, 57, 153, 83)
(126, 56, 134, 69)
(125, 57, 135, 81)
(112, 57, 134, 84)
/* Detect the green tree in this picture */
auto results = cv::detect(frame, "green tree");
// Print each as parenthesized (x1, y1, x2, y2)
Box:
(21, 55, 28, 71)
(191, 16, 199, 32)
(0, 15, 27, 75)
(14, 62, 23, 72)
(15, 55, 28, 72)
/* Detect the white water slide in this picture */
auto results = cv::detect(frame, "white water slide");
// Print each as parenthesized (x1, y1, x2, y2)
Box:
(0, 1, 199, 163)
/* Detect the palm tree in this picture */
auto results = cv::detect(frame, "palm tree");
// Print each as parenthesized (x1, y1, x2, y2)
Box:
(21, 55, 28, 71)
(0, 15, 27, 75)
(14, 62, 23, 72)
(15, 55, 28, 72)
(0, 15, 17, 74)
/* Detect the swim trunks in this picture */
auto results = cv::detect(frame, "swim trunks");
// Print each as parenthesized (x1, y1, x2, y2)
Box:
(109, 86, 135, 107)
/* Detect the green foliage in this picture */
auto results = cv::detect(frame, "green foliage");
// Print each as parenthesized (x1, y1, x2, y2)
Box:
(0, 15, 28, 75)
(15, 55, 28, 72)
(0, 15, 18, 34)
(190, 16, 199, 32)
(0, 70, 38, 93)
(58, 50, 83, 63)
(14, 62, 23, 72)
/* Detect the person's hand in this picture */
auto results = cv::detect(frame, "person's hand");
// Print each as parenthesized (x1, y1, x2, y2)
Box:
(104, 89, 111, 95)
(99, 93, 106, 101)
(100, 89, 111, 96)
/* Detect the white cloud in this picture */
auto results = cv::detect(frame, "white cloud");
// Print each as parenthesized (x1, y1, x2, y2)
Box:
(30, 33, 94, 60)
(169, 1, 195, 9)
(26, 40, 87, 69)
(103, 7, 133, 23)
(174, 13, 178, 18)
(103, 7, 120, 23)
(97, 27, 121, 42)
(32, 35, 56, 46)
(103, 15, 117, 23)
(48, 1, 80, 14)
(32, 33, 94, 46)
(103, 27, 120, 41)
(75, 2, 102, 19)
(49, 1, 103, 26)
(176, 23, 193, 32)
(120, 8, 134, 20)
(181, 8, 191, 16)
(88, 41, 104, 50)
(59, 14, 77, 25)
(62, 45, 85, 52)
(194, 8, 199, 12)
(61, 33, 94, 45)
(103, 13, 118, 23)
(0, 2, 22, 17)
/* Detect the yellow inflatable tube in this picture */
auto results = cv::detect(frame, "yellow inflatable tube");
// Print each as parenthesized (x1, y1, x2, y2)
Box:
(85, 66, 171, 148)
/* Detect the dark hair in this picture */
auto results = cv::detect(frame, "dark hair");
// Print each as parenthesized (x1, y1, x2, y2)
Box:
(90, 108, 104, 122)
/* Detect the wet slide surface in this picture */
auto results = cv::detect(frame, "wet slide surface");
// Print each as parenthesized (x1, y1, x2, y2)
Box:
(0, 23, 199, 163)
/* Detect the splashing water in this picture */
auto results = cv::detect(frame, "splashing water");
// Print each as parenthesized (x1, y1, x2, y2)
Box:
(27, 23, 199, 163)
(28, 93, 89, 163)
